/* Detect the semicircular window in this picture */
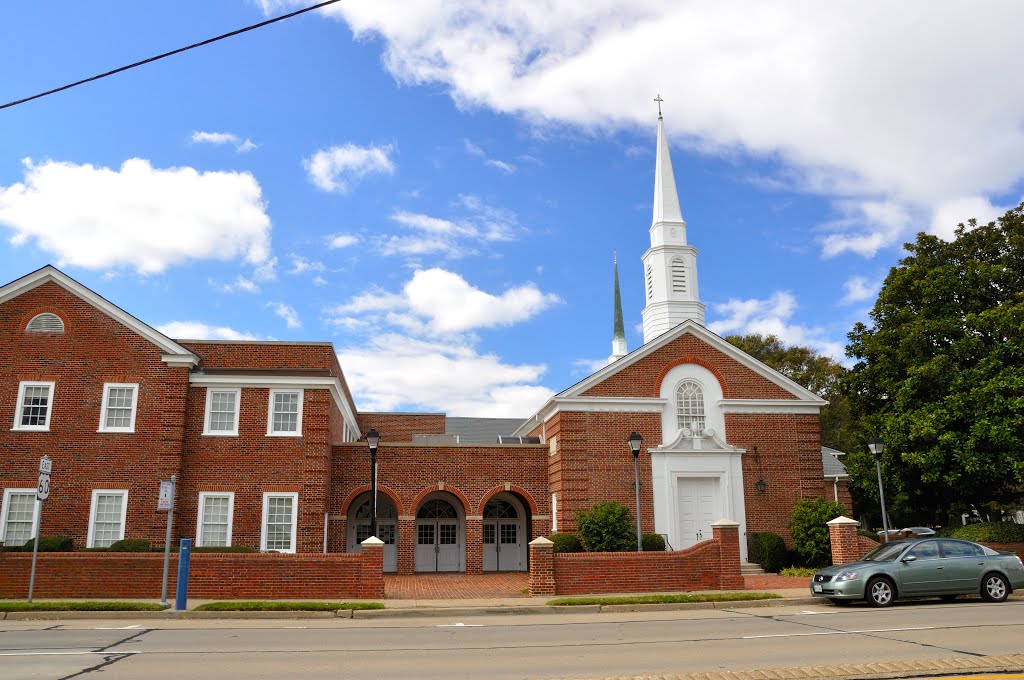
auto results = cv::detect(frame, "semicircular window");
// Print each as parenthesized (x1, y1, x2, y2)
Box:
(26, 313, 65, 333)
(483, 499, 519, 519)
(417, 498, 458, 519)
(353, 498, 397, 519)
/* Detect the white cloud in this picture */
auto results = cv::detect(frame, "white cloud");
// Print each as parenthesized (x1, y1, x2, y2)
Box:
(708, 291, 844, 359)
(378, 197, 520, 258)
(291, 1, 1024, 258)
(328, 233, 359, 249)
(312, 275, 327, 286)
(268, 302, 301, 329)
(156, 321, 260, 341)
(191, 131, 257, 153)
(0, 158, 272, 274)
(572, 357, 609, 376)
(840, 276, 880, 306)
(819, 200, 911, 258)
(303, 143, 395, 193)
(463, 138, 485, 157)
(216, 275, 261, 294)
(929, 196, 1014, 240)
(289, 254, 326, 275)
(485, 159, 516, 174)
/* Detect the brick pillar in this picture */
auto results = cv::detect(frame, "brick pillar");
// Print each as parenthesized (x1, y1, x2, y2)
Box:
(397, 517, 416, 574)
(827, 516, 861, 565)
(711, 519, 744, 590)
(465, 516, 483, 574)
(528, 537, 555, 596)
(359, 536, 385, 599)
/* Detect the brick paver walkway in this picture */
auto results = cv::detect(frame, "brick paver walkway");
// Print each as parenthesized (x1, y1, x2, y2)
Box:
(743, 573, 810, 590)
(384, 572, 530, 599)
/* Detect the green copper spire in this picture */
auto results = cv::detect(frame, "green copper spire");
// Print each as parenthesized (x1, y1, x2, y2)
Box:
(609, 253, 628, 362)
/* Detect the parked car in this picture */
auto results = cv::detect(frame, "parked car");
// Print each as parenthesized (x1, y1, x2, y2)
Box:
(877, 526, 936, 538)
(810, 537, 1024, 607)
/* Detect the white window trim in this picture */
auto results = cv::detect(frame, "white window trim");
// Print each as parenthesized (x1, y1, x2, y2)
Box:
(86, 489, 129, 548)
(266, 389, 303, 437)
(203, 388, 241, 436)
(196, 491, 235, 547)
(12, 380, 56, 432)
(261, 491, 298, 553)
(1, 488, 39, 546)
(97, 382, 139, 433)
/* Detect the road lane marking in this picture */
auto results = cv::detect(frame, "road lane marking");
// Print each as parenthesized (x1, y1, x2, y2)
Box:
(437, 622, 483, 627)
(93, 625, 142, 630)
(744, 626, 933, 639)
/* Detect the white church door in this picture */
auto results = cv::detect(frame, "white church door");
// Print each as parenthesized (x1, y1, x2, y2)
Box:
(677, 477, 719, 549)
(347, 493, 397, 572)
(415, 497, 463, 572)
(482, 495, 526, 571)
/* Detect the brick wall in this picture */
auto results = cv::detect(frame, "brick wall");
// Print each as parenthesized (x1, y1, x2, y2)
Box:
(545, 542, 726, 595)
(355, 413, 446, 441)
(0, 551, 383, 600)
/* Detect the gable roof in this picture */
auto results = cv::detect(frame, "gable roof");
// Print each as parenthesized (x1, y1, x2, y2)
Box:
(514, 319, 826, 435)
(0, 265, 198, 367)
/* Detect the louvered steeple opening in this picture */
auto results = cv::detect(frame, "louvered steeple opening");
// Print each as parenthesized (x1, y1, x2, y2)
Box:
(671, 258, 687, 295)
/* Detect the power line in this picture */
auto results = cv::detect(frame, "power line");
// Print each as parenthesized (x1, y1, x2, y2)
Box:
(1, 0, 345, 111)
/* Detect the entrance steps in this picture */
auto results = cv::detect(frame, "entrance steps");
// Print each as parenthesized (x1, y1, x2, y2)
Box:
(741, 562, 767, 575)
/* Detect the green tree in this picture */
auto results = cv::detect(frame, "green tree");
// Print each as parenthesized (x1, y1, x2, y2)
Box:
(845, 202, 1024, 523)
(575, 501, 637, 552)
(725, 334, 856, 453)
(789, 498, 844, 567)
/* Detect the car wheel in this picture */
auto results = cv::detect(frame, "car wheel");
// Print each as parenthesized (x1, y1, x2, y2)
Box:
(939, 595, 959, 602)
(981, 573, 1009, 603)
(829, 598, 852, 606)
(866, 577, 895, 607)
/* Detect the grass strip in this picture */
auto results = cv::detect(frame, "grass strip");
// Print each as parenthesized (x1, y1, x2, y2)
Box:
(0, 601, 165, 612)
(192, 601, 384, 612)
(547, 592, 781, 606)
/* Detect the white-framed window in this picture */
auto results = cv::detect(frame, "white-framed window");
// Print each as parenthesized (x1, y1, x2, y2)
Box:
(87, 490, 128, 548)
(1, 489, 39, 547)
(267, 389, 303, 436)
(203, 388, 240, 436)
(98, 383, 139, 433)
(676, 379, 706, 434)
(12, 381, 55, 431)
(196, 492, 234, 547)
(261, 492, 298, 553)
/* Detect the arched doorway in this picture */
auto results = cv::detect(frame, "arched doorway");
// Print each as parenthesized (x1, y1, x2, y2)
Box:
(347, 492, 397, 572)
(482, 493, 527, 571)
(415, 494, 464, 572)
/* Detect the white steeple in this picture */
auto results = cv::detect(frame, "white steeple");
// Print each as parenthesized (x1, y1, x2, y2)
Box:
(641, 99, 705, 343)
(608, 253, 628, 364)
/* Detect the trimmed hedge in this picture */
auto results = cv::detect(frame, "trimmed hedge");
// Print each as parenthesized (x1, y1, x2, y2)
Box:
(576, 501, 637, 552)
(548, 533, 583, 553)
(17, 535, 74, 552)
(857, 529, 880, 542)
(948, 521, 1024, 543)
(641, 533, 666, 551)
(192, 545, 258, 553)
(107, 539, 152, 552)
(749, 532, 788, 573)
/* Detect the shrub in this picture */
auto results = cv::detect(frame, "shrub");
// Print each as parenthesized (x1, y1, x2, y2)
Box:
(576, 501, 637, 552)
(548, 533, 583, 553)
(749, 532, 789, 573)
(857, 529, 880, 542)
(107, 539, 152, 552)
(948, 521, 1024, 543)
(641, 533, 666, 551)
(789, 498, 844, 567)
(18, 535, 74, 552)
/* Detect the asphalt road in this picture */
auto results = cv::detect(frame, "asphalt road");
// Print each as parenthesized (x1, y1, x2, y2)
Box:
(3, 599, 1023, 680)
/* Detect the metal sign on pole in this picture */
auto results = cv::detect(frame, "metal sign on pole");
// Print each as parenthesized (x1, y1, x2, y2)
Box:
(28, 455, 52, 603)
(159, 476, 176, 608)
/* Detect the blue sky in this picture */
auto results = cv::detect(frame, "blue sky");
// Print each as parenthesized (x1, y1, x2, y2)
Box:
(2, 1, 1023, 417)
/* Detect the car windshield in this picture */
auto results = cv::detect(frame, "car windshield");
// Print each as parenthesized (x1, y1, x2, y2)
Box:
(861, 542, 908, 562)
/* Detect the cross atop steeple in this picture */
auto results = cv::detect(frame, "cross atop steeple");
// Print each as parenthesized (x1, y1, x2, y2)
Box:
(654, 94, 664, 118)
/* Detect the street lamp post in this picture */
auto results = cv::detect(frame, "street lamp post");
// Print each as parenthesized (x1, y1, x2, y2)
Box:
(366, 428, 380, 539)
(868, 437, 890, 543)
(628, 431, 643, 552)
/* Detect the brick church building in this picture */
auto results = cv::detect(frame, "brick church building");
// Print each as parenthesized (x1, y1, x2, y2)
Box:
(0, 114, 841, 575)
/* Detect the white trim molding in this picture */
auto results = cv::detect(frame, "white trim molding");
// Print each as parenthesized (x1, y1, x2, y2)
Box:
(718, 399, 826, 414)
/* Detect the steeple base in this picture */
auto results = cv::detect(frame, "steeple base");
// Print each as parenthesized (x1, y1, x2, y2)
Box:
(642, 301, 706, 344)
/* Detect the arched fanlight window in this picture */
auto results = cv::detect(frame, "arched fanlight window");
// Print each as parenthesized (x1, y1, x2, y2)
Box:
(676, 379, 706, 434)
(483, 499, 518, 519)
(353, 498, 396, 519)
(26, 312, 65, 333)
(417, 498, 458, 519)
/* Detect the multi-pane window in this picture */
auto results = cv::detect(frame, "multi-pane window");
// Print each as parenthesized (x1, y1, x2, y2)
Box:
(204, 389, 240, 435)
(99, 383, 138, 432)
(14, 381, 55, 431)
(197, 493, 233, 547)
(267, 390, 302, 436)
(88, 490, 127, 548)
(1, 490, 38, 547)
(676, 379, 706, 434)
(261, 492, 297, 553)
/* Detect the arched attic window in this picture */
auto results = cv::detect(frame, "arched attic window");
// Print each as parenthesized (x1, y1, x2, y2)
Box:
(26, 313, 65, 333)
(676, 379, 706, 434)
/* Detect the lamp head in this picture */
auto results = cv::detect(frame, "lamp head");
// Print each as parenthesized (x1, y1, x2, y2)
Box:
(366, 428, 380, 452)
(868, 437, 884, 457)
(627, 431, 643, 456)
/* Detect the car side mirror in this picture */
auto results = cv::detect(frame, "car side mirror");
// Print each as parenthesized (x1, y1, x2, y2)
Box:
(902, 555, 917, 563)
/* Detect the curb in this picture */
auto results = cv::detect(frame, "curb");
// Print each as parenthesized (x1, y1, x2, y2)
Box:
(355, 605, 601, 618)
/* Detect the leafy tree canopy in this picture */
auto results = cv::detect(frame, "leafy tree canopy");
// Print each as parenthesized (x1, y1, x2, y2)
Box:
(725, 333, 856, 453)
(845, 202, 1024, 523)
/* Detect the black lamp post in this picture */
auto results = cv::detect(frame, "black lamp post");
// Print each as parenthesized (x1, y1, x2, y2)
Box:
(868, 437, 890, 543)
(627, 431, 643, 551)
(366, 428, 380, 539)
